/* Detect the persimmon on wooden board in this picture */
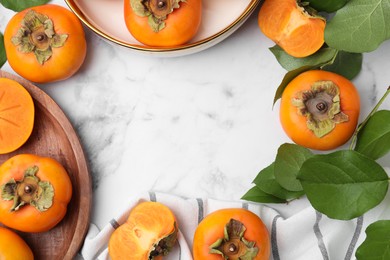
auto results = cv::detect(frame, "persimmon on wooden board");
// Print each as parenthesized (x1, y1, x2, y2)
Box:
(258, 0, 325, 58)
(0, 154, 73, 233)
(4, 4, 87, 83)
(0, 70, 91, 260)
(124, 0, 202, 47)
(0, 226, 34, 260)
(109, 201, 178, 260)
(280, 70, 360, 150)
(0, 78, 34, 154)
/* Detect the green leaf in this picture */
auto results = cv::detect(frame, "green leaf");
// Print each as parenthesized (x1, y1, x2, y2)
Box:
(355, 220, 390, 260)
(271, 48, 362, 103)
(274, 143, 314, 192)
(253, 162, 305, 200)
(306, 0, 349, 13)
(273, 65, 313, 105)
(355, 110, 390, 160)
(298, 150, 389, 220)
(0, 0, 50, 12)
(241, 186, 286, 204)
(270, 45, 337, 71)
(323, 51, 363, 80)
(325, 0, 390, 53)
(0, 33, 6, 68)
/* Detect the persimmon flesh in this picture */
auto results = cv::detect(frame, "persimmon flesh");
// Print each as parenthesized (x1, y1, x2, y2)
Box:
(109, 201, 178, 260)
(0, 78, 34, 154)
(258, 0, 325, 58)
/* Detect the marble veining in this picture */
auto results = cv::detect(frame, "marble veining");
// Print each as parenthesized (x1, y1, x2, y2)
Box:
(1, 0, 390, 233)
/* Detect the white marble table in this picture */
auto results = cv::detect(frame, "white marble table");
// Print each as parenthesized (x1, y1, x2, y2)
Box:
(1, 0, 390, 240)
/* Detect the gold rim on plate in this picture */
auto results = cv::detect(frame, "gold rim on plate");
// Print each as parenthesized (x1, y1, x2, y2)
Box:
(64, 0, 261, 54)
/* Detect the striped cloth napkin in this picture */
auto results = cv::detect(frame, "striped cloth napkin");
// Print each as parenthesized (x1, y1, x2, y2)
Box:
(80, 188, 390, 260)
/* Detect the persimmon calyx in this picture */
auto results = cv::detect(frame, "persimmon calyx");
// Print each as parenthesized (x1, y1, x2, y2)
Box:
(130, 0, 185, 32)
(11, 10, 68, 65)
(297, 1, 325, 21)
(0, 166, 54, 212)
(209, 219, 259, 260)
(292, 80, 349, 138)
(148, 222, 178, 260)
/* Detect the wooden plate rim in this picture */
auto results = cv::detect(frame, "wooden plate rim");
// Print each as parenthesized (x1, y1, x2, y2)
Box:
(0, 70, 92, 259)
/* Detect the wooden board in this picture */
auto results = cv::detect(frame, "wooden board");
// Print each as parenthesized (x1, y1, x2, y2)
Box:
(0, 70, 91, 260)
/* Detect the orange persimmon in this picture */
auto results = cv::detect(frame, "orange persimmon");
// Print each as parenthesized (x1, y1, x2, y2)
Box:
(193, 208, 270, 260)
(124, 0, 202, 47)
(4, 4, 87, 83)
(109, 201, 178, 260)
(258, 0, 325, 57)
(0, 78, 34, 154)
(0, 227, 34, 260)
(280, 70, 360, 150)
(0, 154, 72, 232)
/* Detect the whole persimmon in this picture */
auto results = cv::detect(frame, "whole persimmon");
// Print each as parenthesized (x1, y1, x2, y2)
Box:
(0, 154, 72, 232)
(193, 208, 270, 260)
(0, 227, 34, 260)
(4, 4, 87, 83)
(124, 0, 202, 47)
(258, 0, 325, 58)
(280, 70, 360, 150)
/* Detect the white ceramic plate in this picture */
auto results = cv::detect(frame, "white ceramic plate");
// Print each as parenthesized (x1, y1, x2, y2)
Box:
(65, 0, 261, 57)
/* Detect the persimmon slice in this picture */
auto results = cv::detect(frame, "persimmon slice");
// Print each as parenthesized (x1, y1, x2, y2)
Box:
(259, 0, 325, 58)
(109, 201, 178, 260)
(0, 78, 34, 154)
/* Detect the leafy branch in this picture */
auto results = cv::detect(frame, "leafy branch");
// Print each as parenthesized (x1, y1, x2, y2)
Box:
(351, 86, 390, 147)
(242, 86, 390, 258)
(272, 0, 390, 104)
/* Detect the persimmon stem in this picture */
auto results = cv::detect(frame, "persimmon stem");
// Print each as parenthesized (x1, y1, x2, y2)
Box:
(349, 86, 390, 150)
(329, 50, 339, 65)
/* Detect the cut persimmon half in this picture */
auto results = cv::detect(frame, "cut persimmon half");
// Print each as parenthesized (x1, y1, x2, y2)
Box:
(109, 201, 178, 260)
(0, 78, 35, 154)
(258, 0, 325, 58)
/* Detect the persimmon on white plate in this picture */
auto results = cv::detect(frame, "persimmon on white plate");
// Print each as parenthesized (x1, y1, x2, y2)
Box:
(65, 0, 260, 56)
